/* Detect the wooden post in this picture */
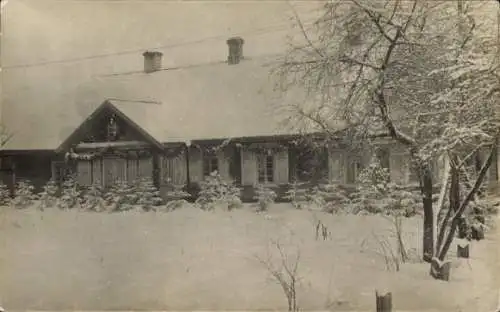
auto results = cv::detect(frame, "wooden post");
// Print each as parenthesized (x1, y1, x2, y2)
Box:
(457, 244, 470, 258)
(11, 159, 16, 197)
(185, 144, 191, 186)
(471, 224, 485, 241)
(375, 291, 392, 312)
(430, 258, 451, 281)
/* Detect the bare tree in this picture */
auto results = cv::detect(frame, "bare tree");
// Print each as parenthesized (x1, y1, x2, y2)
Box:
(274, 0, 499, 267)
(255, 239, 301, 312)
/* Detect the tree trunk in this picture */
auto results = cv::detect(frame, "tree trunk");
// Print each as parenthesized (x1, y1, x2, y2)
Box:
(420, 163, 434, 263)
(436, 142, 497, 261)
(449, 163, 468, 239)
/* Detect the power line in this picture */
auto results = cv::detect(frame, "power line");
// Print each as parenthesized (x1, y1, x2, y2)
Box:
(2, 19, 316, 70)
(95, 52, 282, 77)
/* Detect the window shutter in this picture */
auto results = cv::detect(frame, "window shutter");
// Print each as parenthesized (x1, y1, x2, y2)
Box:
(115, 158, 127, 182)
(162, 154, 187, 185)
(77, 160, 92, 186)
(127, 159, 139, 183)
(241, 148, 257, 185)
(328, 150, 344, 183)
(138, 157, 153, 180)
(273, 149, 289, 185)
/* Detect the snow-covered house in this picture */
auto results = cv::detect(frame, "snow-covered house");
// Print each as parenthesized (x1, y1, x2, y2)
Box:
(1, 37, 498, 200)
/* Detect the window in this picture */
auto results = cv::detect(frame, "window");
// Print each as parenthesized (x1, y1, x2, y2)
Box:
(346, 158, 363, 184)
(376, 147, 390, 170)
(203, 154, 219, 177)
(257, 153, 274, 183)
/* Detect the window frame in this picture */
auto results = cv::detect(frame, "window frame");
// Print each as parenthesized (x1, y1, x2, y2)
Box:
(257, 152, 275, 184)
(203, 153, 219, 177)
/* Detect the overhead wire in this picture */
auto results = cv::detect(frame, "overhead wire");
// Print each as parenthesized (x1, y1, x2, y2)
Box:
(2, 18, 318, 70)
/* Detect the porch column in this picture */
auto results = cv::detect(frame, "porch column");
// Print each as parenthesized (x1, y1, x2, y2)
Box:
(185, 143, 191, 186)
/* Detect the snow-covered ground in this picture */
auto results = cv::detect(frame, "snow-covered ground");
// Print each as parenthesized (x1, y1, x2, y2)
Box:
(0, 204, 498, 311)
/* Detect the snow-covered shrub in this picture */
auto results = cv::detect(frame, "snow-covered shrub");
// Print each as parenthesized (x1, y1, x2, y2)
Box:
(0, 183, 11, 206)
(80, 180, 106, 212)
(57, 176, 81, 209)
(12, 180, 37, 209)
(38, 179, 59, 210)
(284, 181, 308, 209)
(161, 181, 191, 212)
(299, 183, 349, 213)
(195, 172, 242, 211)
(136, 178, 164, 211)
(254, 184, 277, 212)
(349, 157, 419, 217)
(352, 157, 420, 264)
(104, 180, 137, 212)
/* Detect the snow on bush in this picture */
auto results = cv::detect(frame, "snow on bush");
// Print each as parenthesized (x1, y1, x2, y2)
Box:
(349, 157, 419, 217)
(254, 184, 277, 212)
(136, 178, 164, 211)
(104, 180, 137, 212)
(57, 175, 81, 210)
(284, 181, 308, 209)
(306, 183, 350, 214)
(12, 180, 37, 209)
(80, 180, 106, 212)
(0, 183, 11, 206)
(38, 179, 59, 210)
(195, 171, 242, 211)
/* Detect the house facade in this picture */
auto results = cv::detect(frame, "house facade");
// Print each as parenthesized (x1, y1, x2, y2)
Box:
(1, 37, 499, 201)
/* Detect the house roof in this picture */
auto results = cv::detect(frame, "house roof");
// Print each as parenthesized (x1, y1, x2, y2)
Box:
(4, 41, 353, 151)
(90, 56, 311, 144)
(3, 54, 345, 151)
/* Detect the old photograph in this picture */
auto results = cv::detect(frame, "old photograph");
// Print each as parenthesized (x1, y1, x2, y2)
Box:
(1, 0, 500, 311)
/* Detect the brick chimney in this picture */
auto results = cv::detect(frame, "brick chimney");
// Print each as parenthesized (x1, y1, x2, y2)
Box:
(143, 51, 163, 73)
(226, 37, 244, 65)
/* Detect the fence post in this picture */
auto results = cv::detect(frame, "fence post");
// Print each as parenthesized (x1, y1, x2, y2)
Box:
(457, 240, 470, 258)
(430, 258, 451, 281)
(375, 290, 392, 312)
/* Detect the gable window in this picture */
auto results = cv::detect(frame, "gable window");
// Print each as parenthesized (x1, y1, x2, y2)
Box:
(203, 154, 219, 177)
(257, 152, 274, 183)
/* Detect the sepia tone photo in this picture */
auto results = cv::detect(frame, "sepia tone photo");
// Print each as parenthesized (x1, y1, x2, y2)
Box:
(1, 0, 500, 311)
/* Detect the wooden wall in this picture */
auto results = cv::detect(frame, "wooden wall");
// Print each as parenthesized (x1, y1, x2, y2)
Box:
(75, 156, 154, 187)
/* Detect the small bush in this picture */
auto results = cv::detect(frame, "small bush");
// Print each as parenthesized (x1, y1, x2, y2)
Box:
(303, 183, 349, 214)
(38, 179, 59, 210)
(136, 178, 164, 211)
(285, 181, 308, 209)
(0, 183, 11, 206)
(80, 180, 106, 212)
(12, 180, 37, 209)
(254, 184, 277, 212)
(164, 180, 191, 201)
(57, 176, 81, 209)
(349, 157, 419, 216)
(104, 180, 136, 212)
(195, 172, 242, 211)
